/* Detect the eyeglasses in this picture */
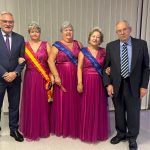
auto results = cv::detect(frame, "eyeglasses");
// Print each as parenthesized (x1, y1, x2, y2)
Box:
(1, 20, 14, 24)
(116, 28, 128, 34)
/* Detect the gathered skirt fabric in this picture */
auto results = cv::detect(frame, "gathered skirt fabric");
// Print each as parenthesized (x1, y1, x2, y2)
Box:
(20, 69, 50, 141)
(50, 62, 81, 138)
(79, 70, 109, 142)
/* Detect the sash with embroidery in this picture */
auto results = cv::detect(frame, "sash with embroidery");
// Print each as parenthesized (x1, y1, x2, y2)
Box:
(81, 47, 103, 76)
(25, 43, 53, 102)
(53, 41, 77, 65)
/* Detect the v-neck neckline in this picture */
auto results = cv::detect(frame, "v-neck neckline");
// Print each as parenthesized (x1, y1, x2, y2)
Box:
(59, 40, 74, 52)
(87, 47, 99, 59)
(28, 41, 42, 54)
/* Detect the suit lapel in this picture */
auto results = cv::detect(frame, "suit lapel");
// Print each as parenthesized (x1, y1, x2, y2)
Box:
(131, 38, 139, 72)
(0, 31, 11, 57)
(114, 40, 121, 74)
(10, 32, 16, 57)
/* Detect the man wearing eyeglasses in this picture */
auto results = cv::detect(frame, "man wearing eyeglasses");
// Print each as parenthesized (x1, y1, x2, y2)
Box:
(0, 11, 25, 142)
(103, 20, 150, 150)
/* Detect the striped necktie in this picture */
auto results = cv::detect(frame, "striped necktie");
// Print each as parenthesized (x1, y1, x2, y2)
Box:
(121, 43, 129, 78)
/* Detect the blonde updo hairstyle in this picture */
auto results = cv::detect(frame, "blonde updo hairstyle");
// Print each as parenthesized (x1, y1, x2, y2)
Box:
(28, 22, 41, 33)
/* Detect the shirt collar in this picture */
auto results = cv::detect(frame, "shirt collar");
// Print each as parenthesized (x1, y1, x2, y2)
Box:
(1, 29, 12, 37)
(120, 36, 132, 46)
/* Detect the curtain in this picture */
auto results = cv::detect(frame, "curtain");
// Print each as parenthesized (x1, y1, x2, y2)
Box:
(0, 0, 149, 110)
(140, 0, 150, 108)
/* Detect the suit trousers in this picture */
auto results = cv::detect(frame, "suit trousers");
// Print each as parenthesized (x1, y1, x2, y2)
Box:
(0, 80, 21, 131)
(112, 77, 141, 140)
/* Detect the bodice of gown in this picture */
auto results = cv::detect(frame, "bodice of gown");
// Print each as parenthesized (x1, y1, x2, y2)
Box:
(83, 48, 106, 74)
(56, 40, 80, 64)
(25, 41, 49, 71)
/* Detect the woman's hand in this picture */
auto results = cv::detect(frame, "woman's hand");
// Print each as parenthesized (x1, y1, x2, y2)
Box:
(18, 57, 25, 64)
(77, 83, 83, 93)
(54, 75, 61, 84)
(49, 74, 55, 84)
(105, 67, 111, 75)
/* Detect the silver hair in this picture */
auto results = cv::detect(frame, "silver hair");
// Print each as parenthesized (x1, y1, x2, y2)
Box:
(0, 11, 13, 17)
(60, 21, 74, 32)
(28, 21, 41, 33)
(116, 20, 131, 28)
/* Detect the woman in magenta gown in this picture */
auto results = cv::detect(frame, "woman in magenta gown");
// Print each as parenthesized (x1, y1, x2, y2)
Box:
(77, 28, 109, 142)
(48, 21, 83, 138)
(19, 22, 52, 141)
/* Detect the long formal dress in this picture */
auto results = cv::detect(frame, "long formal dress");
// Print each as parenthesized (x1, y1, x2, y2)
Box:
(20, 41, 50, 141)
(79, 47, 109, 142)
(50, 40, 81, 138)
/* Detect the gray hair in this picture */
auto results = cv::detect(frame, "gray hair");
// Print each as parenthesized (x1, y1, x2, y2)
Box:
(28, 21, 41, 33)
(60, 21, 74, 32)
(0, 11, 13, 17)
(116, 20, 131, 28)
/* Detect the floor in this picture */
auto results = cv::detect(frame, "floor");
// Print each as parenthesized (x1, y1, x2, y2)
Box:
(0, 110, 150, 150)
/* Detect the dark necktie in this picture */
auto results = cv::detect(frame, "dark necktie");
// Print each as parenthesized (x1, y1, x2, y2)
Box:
(5, 34, 11, 52)
(121, 43, 129, 78)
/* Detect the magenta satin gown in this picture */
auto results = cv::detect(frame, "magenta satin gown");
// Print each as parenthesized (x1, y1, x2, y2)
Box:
(20, 41, 50, 141)
(50, 40, 81, 138)
(79, 47, 109, 142)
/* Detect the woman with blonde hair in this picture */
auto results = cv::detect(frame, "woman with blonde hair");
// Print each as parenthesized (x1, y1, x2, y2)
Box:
(19, 22, 53, 141)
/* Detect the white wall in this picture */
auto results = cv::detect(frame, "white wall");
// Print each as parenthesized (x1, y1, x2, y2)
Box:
(0, 0, 150, 111)
(0, 0, 140, 45)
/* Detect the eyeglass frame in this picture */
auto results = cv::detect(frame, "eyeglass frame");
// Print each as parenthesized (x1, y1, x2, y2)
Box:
(116, 27, 130, 34)
(0, 20, 14, 24)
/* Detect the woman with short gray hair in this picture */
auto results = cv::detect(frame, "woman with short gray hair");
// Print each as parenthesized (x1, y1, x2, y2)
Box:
(48, 21, 83, 138)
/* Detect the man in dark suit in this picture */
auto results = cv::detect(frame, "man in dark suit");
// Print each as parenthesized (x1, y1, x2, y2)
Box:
(0, 11, 25, 142)
(103, 20, 150, 150)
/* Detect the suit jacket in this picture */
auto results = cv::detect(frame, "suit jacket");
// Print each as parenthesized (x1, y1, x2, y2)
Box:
(103, 37, 150, 97)
(0, 30, 25, 82)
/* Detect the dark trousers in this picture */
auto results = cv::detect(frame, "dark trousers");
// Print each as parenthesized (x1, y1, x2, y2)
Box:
(0, 80, 21, 131)
(112, 77, 141, 140)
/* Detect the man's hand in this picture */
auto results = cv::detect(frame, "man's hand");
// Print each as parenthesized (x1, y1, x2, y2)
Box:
(4, 72, 17, 82)
(107, 84, 114, 97)
(105, 67, 111, 75)
(140, 88, 147, 98)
